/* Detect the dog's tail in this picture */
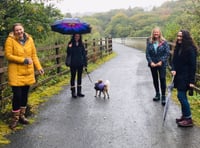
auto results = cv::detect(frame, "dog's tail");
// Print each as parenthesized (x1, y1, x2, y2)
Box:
(105, 80, 110, 90)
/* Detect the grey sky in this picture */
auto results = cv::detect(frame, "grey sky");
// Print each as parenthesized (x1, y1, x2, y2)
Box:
(54, 0, 171, 14)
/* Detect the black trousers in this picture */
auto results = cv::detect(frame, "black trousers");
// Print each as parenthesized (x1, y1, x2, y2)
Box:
(150, 66, 166, 96)
(70, 66, 83, 87)
(12, 86, 30, 111)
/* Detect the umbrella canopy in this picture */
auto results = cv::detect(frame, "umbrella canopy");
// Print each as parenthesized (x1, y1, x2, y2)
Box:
(51, 18, 92, 35)
(162, 75, 174, 126)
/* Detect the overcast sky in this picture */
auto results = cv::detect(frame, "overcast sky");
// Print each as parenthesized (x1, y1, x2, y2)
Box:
(54, 0, 170, 14)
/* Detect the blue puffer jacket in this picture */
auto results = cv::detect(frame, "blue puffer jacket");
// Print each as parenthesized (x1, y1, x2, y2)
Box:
(146, 39, 170, 68)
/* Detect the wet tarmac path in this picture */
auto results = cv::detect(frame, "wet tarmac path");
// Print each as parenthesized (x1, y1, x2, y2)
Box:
(2, 43, 200, 148)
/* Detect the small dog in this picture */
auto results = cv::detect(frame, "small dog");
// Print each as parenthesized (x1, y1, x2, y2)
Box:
(94, 80, 110, 99)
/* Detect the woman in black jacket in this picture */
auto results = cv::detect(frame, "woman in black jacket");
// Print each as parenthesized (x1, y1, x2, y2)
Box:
(66, 34, 87, 98)
(171, 30, 197, 127)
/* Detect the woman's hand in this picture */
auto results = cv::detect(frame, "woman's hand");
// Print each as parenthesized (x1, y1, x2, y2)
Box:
(27, 58, 33, 64)
(38, 69, 44, 75)
(156, 61, 162, 66)
(68, 43, 72, 48)
(84, 67, 87, 72)
(24, 58, 33, 65)
(171, 71, 176, 76)
(150, 62, 156, 67)
(189, 83, 195, 88)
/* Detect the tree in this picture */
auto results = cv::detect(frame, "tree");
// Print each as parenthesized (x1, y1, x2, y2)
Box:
(164, 22, 181, 42)
(105, 12, 130, 37)
(0, 0, 63, 46)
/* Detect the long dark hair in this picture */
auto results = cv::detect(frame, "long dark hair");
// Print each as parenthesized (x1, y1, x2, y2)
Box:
(69, 34, 84, 47)
(176, 30, 197, 52)
(175, 29, 197, 58)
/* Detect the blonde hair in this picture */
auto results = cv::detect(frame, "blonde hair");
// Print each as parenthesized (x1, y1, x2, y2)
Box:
(149, 27, 166, 43)
(12, 23, 24, 31)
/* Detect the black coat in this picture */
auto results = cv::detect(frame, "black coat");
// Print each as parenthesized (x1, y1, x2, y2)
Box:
(172, 44, 197, 91)
(67, 44, 87, 67)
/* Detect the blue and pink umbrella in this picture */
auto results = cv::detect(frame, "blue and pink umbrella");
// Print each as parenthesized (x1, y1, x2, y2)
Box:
(51, 18, 92, 34)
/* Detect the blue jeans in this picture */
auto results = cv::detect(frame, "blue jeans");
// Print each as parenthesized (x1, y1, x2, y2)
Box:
(177, 91, 191, 118)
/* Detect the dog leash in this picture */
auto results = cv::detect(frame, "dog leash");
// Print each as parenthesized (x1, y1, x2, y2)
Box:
(85, 69, 93, 83)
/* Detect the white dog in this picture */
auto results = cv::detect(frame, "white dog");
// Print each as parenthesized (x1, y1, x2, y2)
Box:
(94, 80, 110, 99)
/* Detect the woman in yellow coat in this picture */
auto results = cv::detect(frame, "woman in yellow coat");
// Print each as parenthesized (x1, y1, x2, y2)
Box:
(4, 23, 44, 129)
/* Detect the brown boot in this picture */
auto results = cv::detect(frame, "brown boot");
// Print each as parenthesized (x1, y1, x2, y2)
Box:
(19, 107, 29, 124)
(9, 111, 20, 129)
(176, 116, 185, 123)
(177, 118, 193, 127)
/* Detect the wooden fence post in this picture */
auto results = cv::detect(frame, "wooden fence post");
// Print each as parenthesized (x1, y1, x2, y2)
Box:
(84, 39, 88, 56)
(108, 37, 112, 53)
(92, 38, 96, 62)
(84, 39, 88, 49)
(99, 38, 103, 58)
(55, 42, 60, 73)
(0, 48, 4, 102)
(105, 37, 108, 53)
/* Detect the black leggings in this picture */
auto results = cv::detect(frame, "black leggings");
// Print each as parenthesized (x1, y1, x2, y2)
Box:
(150, 66, 166, 96)
(70, 66, 83, 87)
(12, 86, 30, 111)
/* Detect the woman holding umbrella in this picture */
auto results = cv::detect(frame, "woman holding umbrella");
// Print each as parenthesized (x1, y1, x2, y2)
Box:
(171, 30, 197, 127)
(66, 34, 87, 98)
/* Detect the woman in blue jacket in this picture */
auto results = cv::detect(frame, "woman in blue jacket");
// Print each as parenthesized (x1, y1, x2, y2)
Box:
(66, 34, 87, 98)
(146, 27, 170, 105)
(171, 30, 197, 127)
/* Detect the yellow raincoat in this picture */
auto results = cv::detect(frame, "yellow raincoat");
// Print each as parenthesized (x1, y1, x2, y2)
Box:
(4, 32, 42, 86)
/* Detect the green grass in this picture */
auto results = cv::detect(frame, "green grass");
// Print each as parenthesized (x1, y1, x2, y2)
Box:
(190, 94, 200, 126)
(166, 75, 200, 127)
(0, 52, 117, 146)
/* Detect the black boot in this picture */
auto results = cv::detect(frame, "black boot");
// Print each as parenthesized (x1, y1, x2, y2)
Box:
(71, 87, 77, 98)
(77, 86, 85, 97)
(153, 92, 160, 101)
(161, 95, 166, 106)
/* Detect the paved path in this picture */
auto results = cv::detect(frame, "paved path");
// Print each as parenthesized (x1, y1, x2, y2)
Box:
(2, 43, 200, 148)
